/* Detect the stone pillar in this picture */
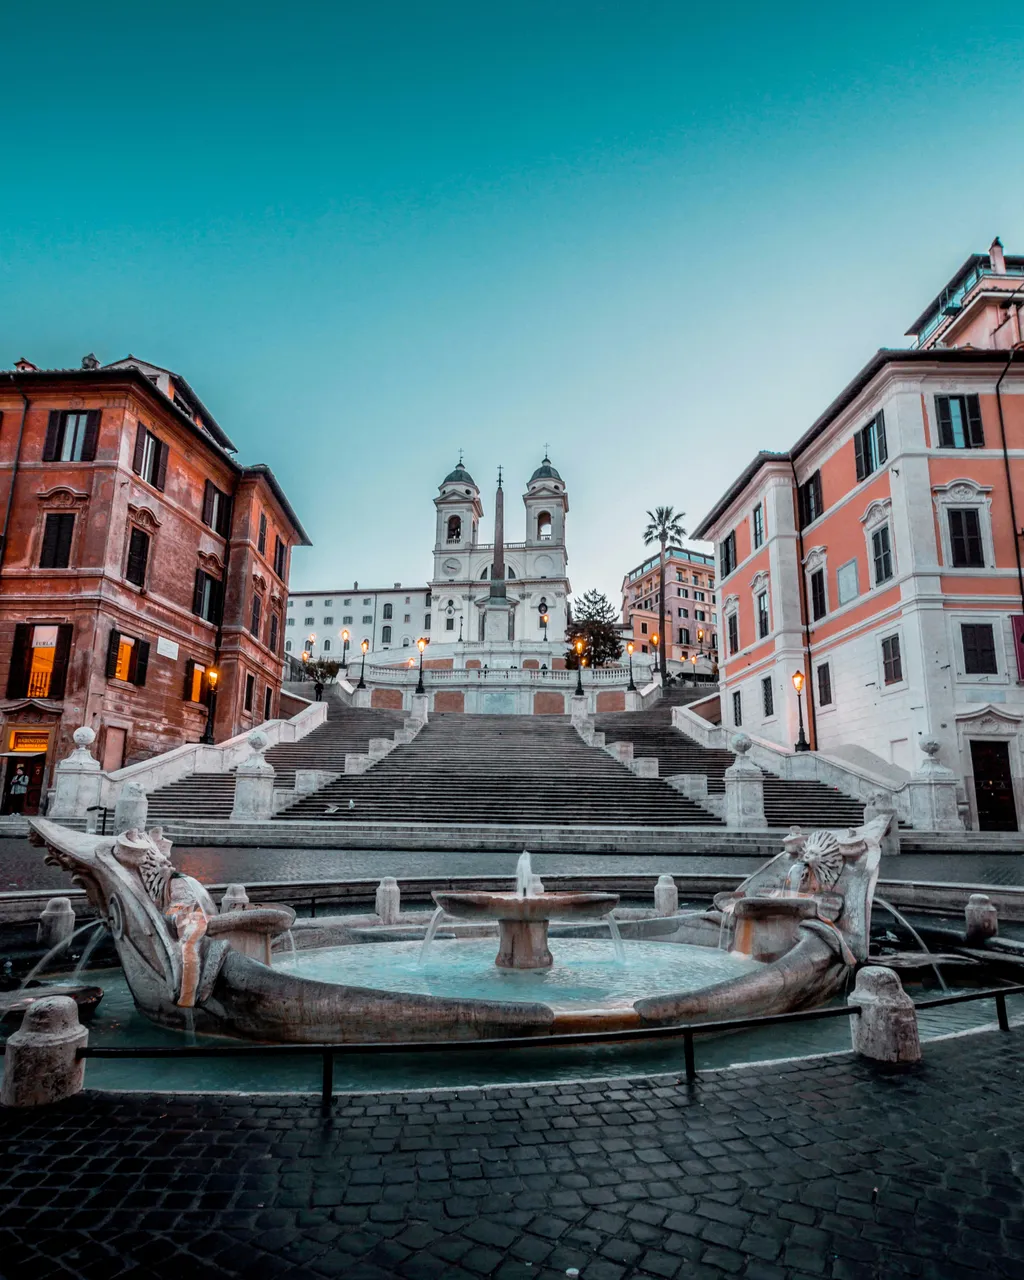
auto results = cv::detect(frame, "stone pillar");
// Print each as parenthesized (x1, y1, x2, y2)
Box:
(230, 731, 275, 822)
(654, 874, 678, 916)
(221, 884, 250, 912)
(1, 996, 88, 1107)
(632, 757, 659, 779)
(375, 876, 401, 924)
(724, 734, 766, 829)
(965, 893, 998, 945)
(47, 727, 102, 820)
(906, 739, 964, 831)
(607, 741, 634, 765)
(863, 791, 900, 857)
(848, 966, 922, 1064)
(37, 898, 76, 949)
(409, 693, 429, 724)
(570, 697, 590, 727)
(113, 780, 148, 835)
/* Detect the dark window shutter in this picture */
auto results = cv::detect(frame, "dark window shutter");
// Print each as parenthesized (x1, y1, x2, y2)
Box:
(269, 614, 279, 654)
(218, 493, 233, 538)
(936, 397, 953, 447)
(258, 512, 267, 554)
(202, 481, 215, 527)
(211, 577, 224, 624)
(854, 430, 866, 482)
(813, 473, 822, 518)
(193, 570, 205, 616)
(154, 440, 169, 491)
(40, 513, 74, 569)
(48, 624, 73, 700)
(126, 528, 149, 586)
(132, 639, 150, 687)
(6, 624, 32, 698)
(105, 629, 121, 678)
(43, 411, 62, 462)
(132, 423, 146, 473)
(183, 658, 196, 701)
(966, 395, 984, 447)
(81, 410, 101, 462)
(875, 412, 888, 464)
(40, 515, 60, 568)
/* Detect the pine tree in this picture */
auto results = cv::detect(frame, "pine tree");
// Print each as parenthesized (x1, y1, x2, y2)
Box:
(565, 590, 623, 668)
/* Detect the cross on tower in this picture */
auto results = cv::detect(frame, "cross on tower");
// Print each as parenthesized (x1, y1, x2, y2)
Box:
(543, 442, 550, 457)
(457, 447, 464, 465)
(497, 464, 503, 488)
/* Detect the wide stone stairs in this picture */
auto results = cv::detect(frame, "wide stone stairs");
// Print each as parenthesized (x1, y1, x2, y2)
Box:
(144, 706, 408, 823)
(279, 713, 720, 826)
(596, 688, 867, 829)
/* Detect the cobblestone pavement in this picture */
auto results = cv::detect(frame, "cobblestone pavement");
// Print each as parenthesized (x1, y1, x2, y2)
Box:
(1, 1032, 1023, 1279)
(2, 837, 1023, 892)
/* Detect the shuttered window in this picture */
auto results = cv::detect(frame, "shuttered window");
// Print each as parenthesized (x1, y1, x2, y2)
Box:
(752, 505, 764, 549)
(948, 509, 984, 567)
(871, 526, 894, 584)
(727, 612, 739, 655)
(42, 410, 101, 463)
(192, 570, 223, 624)
(274, 536, 287, 577)
(731, 690, 742, 726)
(7, 623, 73, 700)
(935, 395, 984, 449)
(882, 635, 903, 685)
(244, 673, 255, 713)
(131, 423, 169, 490)
(250, 594, 262, 639)
(40, 514, 75, 569)
(756, 591, 770, 639)
(264, 685, 273, 720)
(761, 677, 774, 718)
(854, 411, 888, 481)
(257, 512, 268, 555)
(817, 662, 833, 706)
(810, 569, 827, 621)
(962, 623, 997, 675)
(105, 629, 150, 686)
(202, 481, 232, 537)
(269, 614, 279, 654)
(720, 531, 737, 578)
(125, 528, 150, 587)
(797, 472, 823, 529)
(183, 659, 209, 704)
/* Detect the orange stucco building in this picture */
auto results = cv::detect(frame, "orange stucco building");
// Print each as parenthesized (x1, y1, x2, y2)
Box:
(620, 547, 718, 668)
(0, 355, 309, 813)
(695, 238, 1024, 831)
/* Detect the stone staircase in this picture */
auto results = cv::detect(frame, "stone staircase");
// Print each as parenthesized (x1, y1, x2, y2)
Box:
(595, 688, 868, 829)
(279, 713, 721, 826)
(143, 706, 408, 823)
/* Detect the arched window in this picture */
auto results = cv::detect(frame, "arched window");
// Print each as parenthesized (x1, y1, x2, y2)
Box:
(537, 511, 552, 540)
(323, 638, 331, 651)
(382, 603, 393, 619)
(446, 515, 461, 543)
(381, 625, 392, 644)
(285, 640, 292, 652)
(402, 636, 411, 647)
(481, 566, 488, 580)
(508, 567, 516, 579)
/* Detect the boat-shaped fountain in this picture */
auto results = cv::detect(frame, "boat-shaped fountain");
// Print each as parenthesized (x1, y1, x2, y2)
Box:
(28, 814, 890, 1044)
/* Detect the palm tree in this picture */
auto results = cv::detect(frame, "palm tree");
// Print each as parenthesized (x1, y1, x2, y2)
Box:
(642, 506, 687, 680)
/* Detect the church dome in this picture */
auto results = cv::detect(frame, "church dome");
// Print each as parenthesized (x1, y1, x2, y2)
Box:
(529, 455, 562, 484)
(442, 462, 476, 488)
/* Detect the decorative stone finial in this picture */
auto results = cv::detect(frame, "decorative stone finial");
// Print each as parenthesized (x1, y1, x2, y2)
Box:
(73, 726, 96, 749)
(248, 730, 269, 754)
(730, 732, 752, 756)
(919, 738, 940, 759)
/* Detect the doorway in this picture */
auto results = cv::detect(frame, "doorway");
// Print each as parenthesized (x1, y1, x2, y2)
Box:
(970, 739, 1018, 831)
(102, 727, 127, 772)
(1, 753, 47, 816)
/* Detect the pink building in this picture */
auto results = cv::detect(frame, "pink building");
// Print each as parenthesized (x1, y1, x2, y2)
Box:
(620, 546, 718, 667)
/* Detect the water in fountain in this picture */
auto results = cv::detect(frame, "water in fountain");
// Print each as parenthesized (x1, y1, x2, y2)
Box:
(606, 912, 626, 965)
(717, 900, 737, 951)
(19, 920, 104, 989)
(786, 862, 805, 895)
(417, 906, 447, 966)
(70, 924, 108, 982)
(183, 1008, 197, 1045)
(514, 850, 533, 899)
(875, 897, 949, 993)
(284, 929, 296, 957)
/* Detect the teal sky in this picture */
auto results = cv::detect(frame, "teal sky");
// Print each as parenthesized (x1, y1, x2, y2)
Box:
(3, 2, 1023, 603)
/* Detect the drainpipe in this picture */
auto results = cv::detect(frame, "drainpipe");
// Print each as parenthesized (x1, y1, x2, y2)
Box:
(0, 392, 30, 575)
(789, 457, 817, 750)
(994, 341, 1024, 613)
(210, 467, 241, 739)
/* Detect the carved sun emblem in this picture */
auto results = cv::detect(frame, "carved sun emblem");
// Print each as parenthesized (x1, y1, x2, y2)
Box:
(796, 829, 844, 892)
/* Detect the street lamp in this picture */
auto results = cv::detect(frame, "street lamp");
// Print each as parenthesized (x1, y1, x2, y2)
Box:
(340, 629, 350, 671)
(200, 667, 219, 744)
(690, 652, 698, 685)
(416, 637, 428, 694)
(792, 670, 810, 752)
(650, 633, 659, 681)
(626, 640, 636, 692)
(357, 638, 369, 690)
(574, 637, 585, 697)
(541, 612, 549, 642)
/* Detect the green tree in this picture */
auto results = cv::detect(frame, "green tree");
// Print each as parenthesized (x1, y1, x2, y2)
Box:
(642, 506, 686, 680)
(565, 589, 623, 668)
(303, 658, 341, 685)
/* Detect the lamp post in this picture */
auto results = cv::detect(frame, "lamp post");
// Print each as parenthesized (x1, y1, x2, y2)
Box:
(357, 639, 368, 690)
(690, 652, 698, 686)
(416, 637, 427, 694)
(626, 640, 636, 692)
(574, 638, 585, 697)
(340, 629, 350, 671)
(792, 670, 810, 752)
(200, 668, 219, 744)
(540, 612, 549, 642)
(650, 633, 659, 683)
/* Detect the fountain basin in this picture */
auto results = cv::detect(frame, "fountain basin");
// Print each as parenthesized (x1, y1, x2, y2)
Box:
(433, 891, 619, 969)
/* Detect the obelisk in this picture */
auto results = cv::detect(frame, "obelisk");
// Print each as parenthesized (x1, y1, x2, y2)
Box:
(483, 467, 513, 641)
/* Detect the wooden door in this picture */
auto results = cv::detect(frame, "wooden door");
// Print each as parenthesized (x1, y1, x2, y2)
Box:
(970, 739, 1018, 831)
(102, 727, 127, 773)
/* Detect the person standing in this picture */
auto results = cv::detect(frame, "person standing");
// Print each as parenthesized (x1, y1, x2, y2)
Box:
(7, 763, 29, 814)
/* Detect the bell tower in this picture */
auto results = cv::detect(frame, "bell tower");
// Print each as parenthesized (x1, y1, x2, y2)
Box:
(432, 458, 483, 583)
(523, 454, 568, 549)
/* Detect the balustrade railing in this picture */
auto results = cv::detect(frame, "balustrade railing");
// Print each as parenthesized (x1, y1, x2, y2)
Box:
(363, 663, 653, 686)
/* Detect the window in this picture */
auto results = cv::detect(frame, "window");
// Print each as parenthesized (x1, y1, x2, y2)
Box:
(881, 634, 903, 685)
(264, 685, 273, 720)
(445, 617, 454, 631)
(810, 569, 826, 621)
(305, 599, 313, 608)
(285, 640, 292, 653)
(272, 537, 287, 578)
(732, 690, 742, 726)
(325, 599, 334, 606)
(302, 615, 313, 626)
(871, 526, 893, 584)
(720, 531, 737, 578)
(42, 410, 100, 463)
(756, 591, 769, 639)
(342, 614, 352, 624)
(322, 639, 331, 651)
(201, 481, 232, 537)
(287, 618, 295, 627)
(403, 613, 411, 623)
(7, 623, 73, 700)
(680, 589, 689, 599)
(40, 513, 74, 569)
(962, 623, 997, 675)
(936, 394, 984, 449)
(679, 627, 690, 645)
(695, 609, 706, 621)
(727, 612, 739, 655)
(854, 412, 888, 481)
(694, 591, 705, 601)
(362, 614, 372, 624)
(424, 613, 431, 630)
(183, 659, 208, 704)
(363, 597, 371, 605)
(446, 515, 462, 543)
(381, 625, 392, 644)
(250, 594, 262, 638)
(948, 509, 984, 568)
(125, 527, 150, 587)
(244, 673, 255, 713)
(105, 629, 150, 686)
(269, 614, 279, 654)
(257, 511, 267, 555)
(761, 676, 774, 718)
(797, 471, 823, 529)
(678, 608, 689, 618)
(323, 616, 334, 626)
(752, 505, 764, 549)
(193, 570, 223, 624)
(817, 662, 833, 706)
(837, 560, 859, 606)
(344, 598, 351, 606)
(131, 424, 169, 490)
(641, 622, 648, 635)
(537, 511, 552, 540)
(383, 603, 393, 619)
(402, 637, 411, 647)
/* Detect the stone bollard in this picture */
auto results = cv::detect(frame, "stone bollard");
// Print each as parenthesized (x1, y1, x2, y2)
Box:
(221, 884, 250, 912)
(848, 966, 921, 1065)
(48, 726, 102, 820)
(965, 893, 998, 945)
(1, 996, 88, 1107)
(231, 731, 275, 821)
(654, 874, 678, 917)
(375, 876, 401, 925)
(724, 734, 766, 829)
(37, 897, 76, 949)
(113, 780, 148, 835)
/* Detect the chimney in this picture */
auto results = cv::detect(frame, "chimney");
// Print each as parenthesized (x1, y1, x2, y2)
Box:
(13, 357, 38, 372)
(81, 353, 100, 369)
(353, 581, 358, 589)
(991, 237, 1006, 275)
(394, 582, 401, 589)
